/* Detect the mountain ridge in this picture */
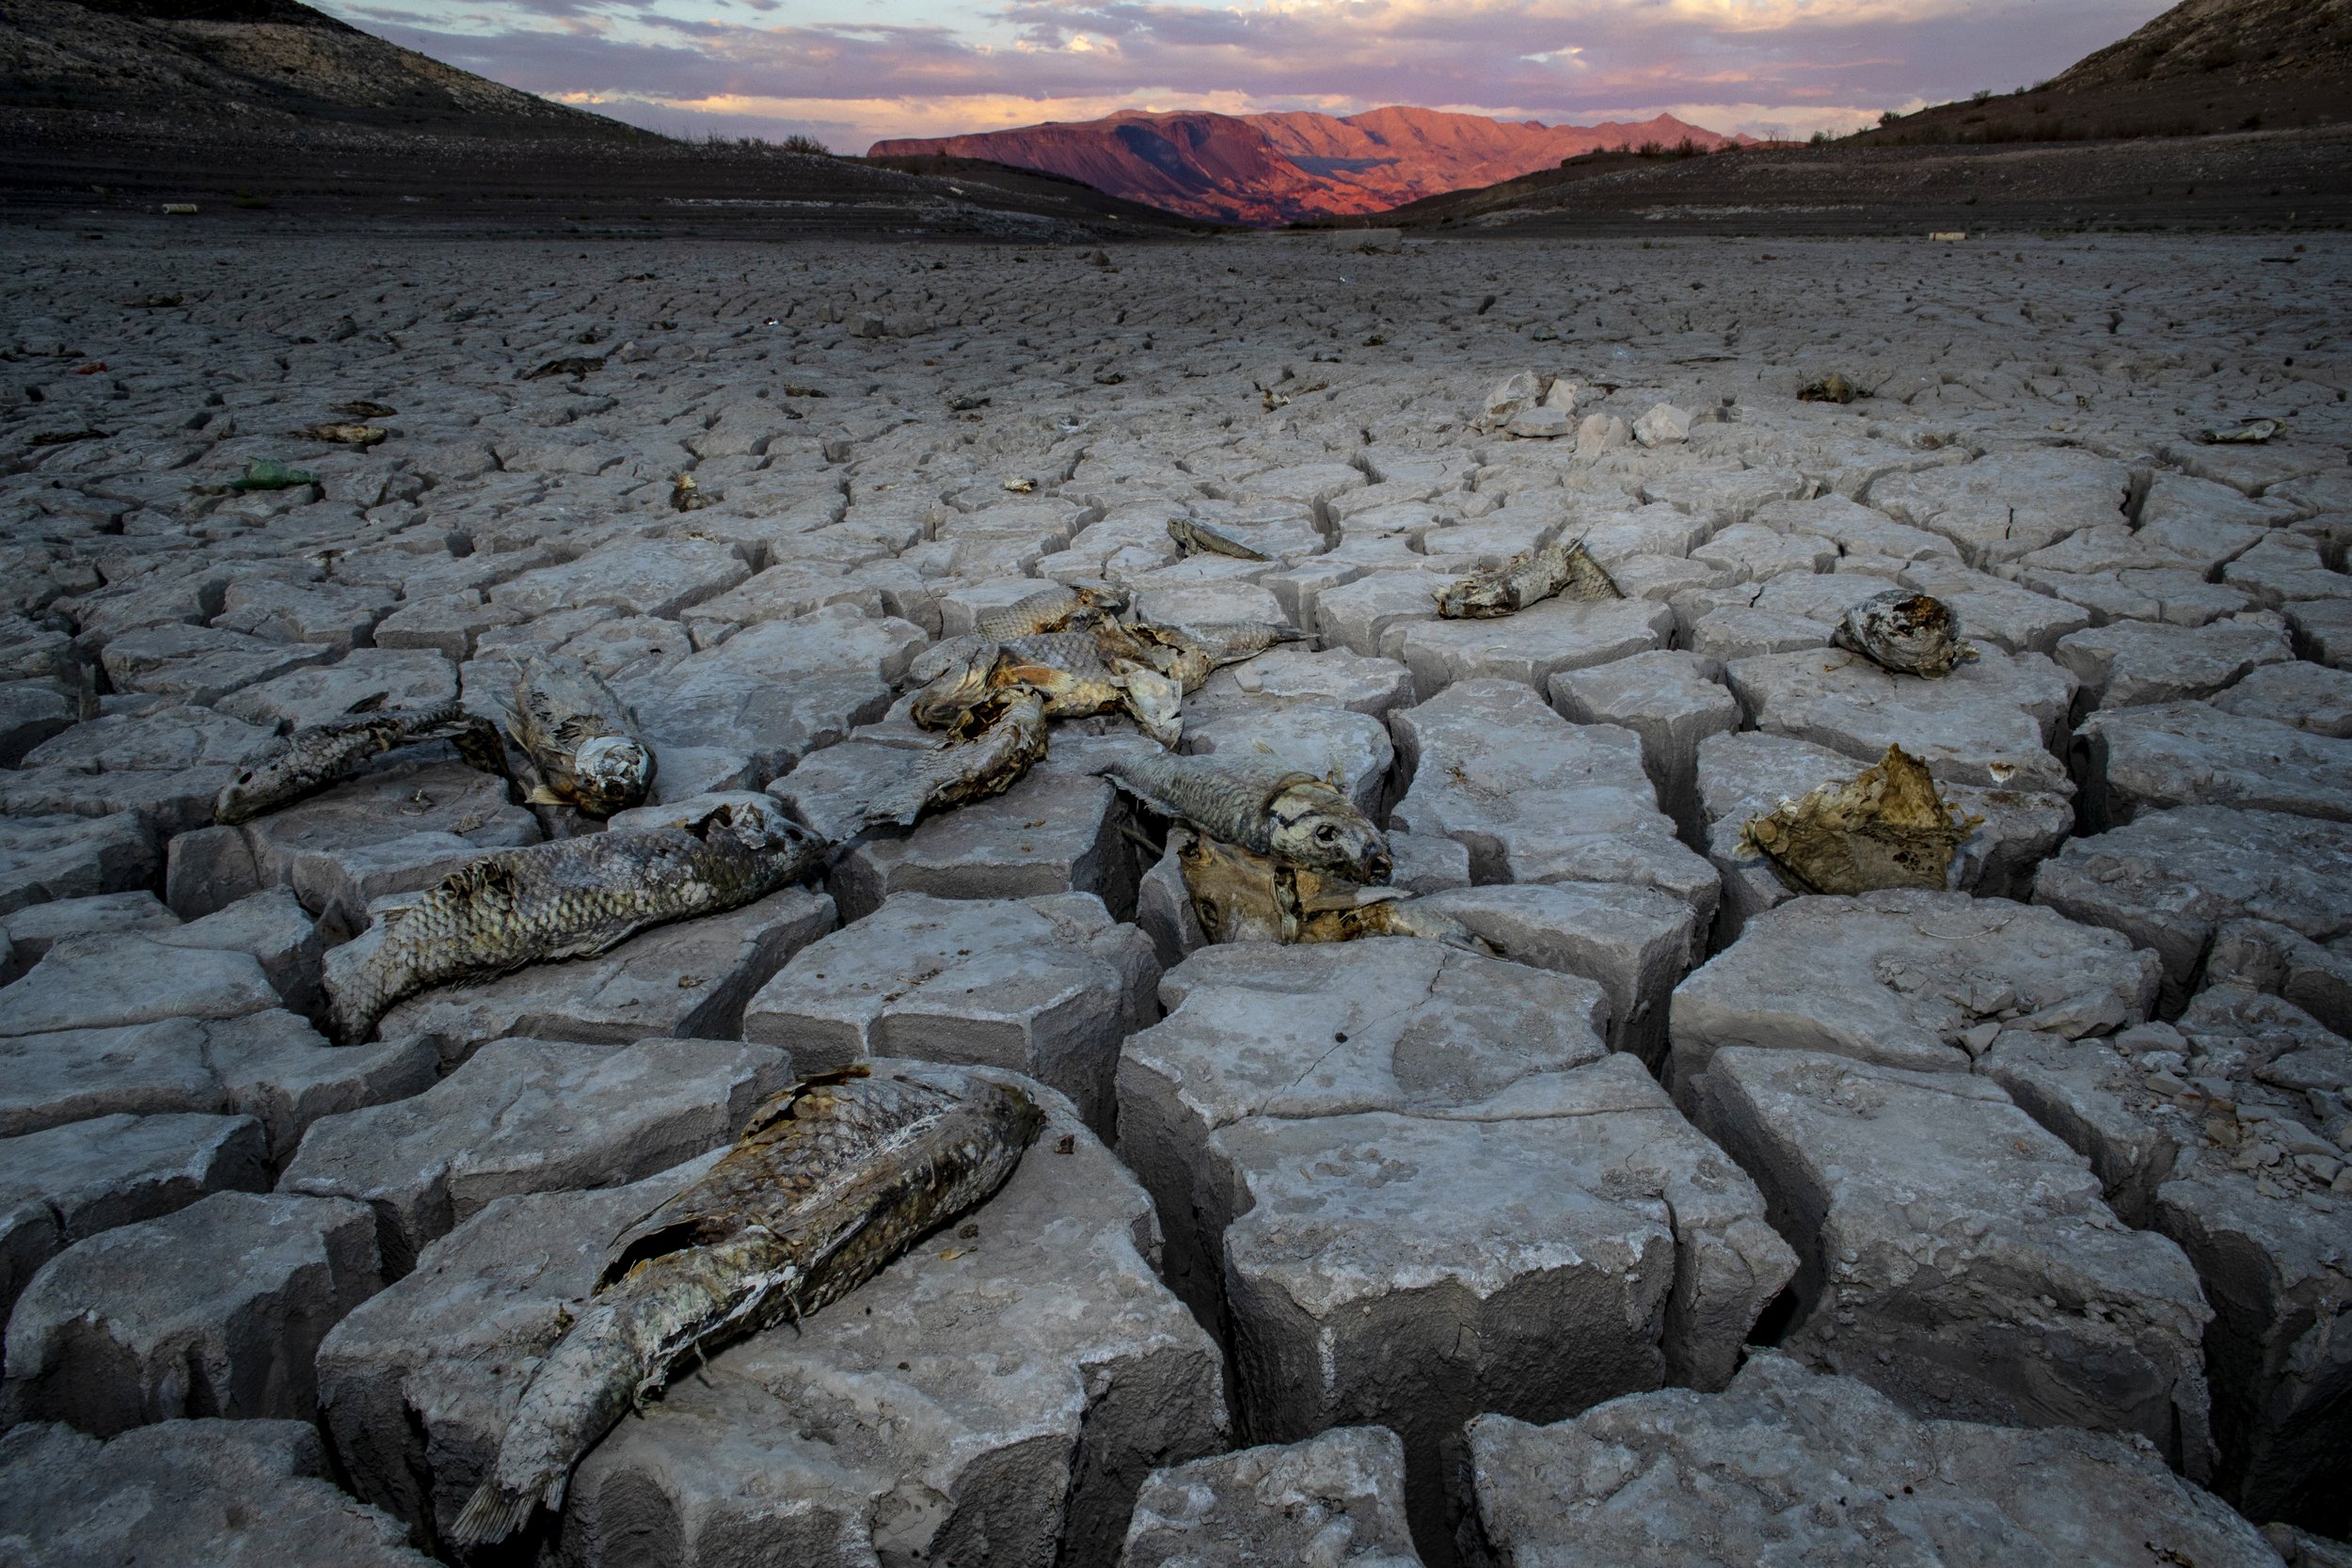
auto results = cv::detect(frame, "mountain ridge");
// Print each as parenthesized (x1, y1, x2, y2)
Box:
(868, 104, 1746, 224)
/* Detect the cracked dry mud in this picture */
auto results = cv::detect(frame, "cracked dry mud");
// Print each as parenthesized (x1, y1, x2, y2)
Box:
(0, 223, 2347, 1568)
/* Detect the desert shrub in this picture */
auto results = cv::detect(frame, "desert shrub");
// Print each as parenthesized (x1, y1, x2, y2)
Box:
(779, 133, 833, 155)
(1972, 88, 1994, 103)
(1877, 110, 1900, 127)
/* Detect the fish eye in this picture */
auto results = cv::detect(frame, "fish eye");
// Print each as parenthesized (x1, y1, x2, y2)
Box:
(1314, 825, 1338, 842)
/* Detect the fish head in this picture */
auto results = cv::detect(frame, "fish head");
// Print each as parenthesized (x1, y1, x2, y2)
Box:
(1072, 581, 1130, 618)
(691, 798, 827, 874)
(909, 644, 999, 730)
(1434, 577, 1511, 619)
(213, 764, 275, 825)
(573, 735, 655, 815)
(1266, 782, 1392, 883)
(980, 1077, 1049, 1157)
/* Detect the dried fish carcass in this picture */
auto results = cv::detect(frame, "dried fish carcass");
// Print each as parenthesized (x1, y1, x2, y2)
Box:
(448, 1064, 1044, 1546)
(1434, 529, 1620, 619)
(1099, 619, 1307, 691)
(1179, 832, 1485, 952)
(1831, 589, 1978, 678)
(1103, 752, 1391, 882)
(509, 653, 657, 815)
(1738, 743, 1983, 895)
(1167, 516, 1269, 561)
(909, 633, 1182, 747)
(322, 800, 823, 1044)
(214, 697, 505, 824)
(861, 689, 1049, 830)
(973, 581, 1126, 640)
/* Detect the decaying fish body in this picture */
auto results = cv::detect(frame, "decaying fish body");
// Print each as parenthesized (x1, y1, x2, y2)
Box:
(909, 633, 1182, 746)
(1104, 752, 1391, 881)
(974, 582, 1126, 640)
(1167, 517, 1269, 562)
(1179, 832, 1485, 951)
(1831, 589, 1978, 678)
(1435, 531, 1620, 619)
(1798, 372, 1858, 404)
(449, 1064, 1044, 1547)
(863, 689, 1049, 829)
(322, 800, 822, 1044)
(1738, 743, 1983, 896)
(2201, 420, 2282, 445)
(509, 654, 656, 816)
(1101, 619, 1307, 690)
(670, 472, 707, 512)
(214, 698, 505, 824)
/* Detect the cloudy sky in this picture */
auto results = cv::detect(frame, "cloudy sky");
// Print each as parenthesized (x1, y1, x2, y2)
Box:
(324, 0, 2173, 152)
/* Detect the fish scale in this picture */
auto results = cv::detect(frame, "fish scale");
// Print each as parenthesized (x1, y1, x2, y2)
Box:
(213, 699, 504, 824)
(1099, 752, 1391, 881)
(323, 801, 822, 1043)
(449, 1066, 1043, 1547)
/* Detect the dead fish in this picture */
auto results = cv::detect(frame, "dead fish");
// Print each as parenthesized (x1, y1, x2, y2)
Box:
(1739, 743, 1982, 896)
(1297, 894, 1489, 951)
(911, 633, 1180, 745)
(448, 1064, 1043, 1547)
(1180, 833, 1484, 951)
(509, 654, 656, 816)
(1435, 531, 1620, 619)
(522, 356, 604, 381)
(670, 473, 707, 512)
(1831, 589, 1978, 678)
(1167, 517, 1269, 561)
(906, 639, 1002, 730)
(2201, 420, 2282, 445)
(214, 698, 505, 824)
(974, 582, 1126, 641)
(1103, 752, 1390, 881)
(294, 422, 388, 447)
(1102, 620, 1307, 691)
(1798, 372, 1858, 404)
(863, 689, 1048, 829)
(322, 800, 822, 1044)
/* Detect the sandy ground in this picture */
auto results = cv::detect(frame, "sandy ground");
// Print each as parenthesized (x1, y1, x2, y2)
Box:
(2, 223, 2349, 1565)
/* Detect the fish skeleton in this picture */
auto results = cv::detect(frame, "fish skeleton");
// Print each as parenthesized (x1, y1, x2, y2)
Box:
(862, 689, 1049, 829)
(214, 698, 506, 825)
(322, 800, 822, 1044)
(1102, 752, 1391, 881)
(1831, 589, 1977, 678)
(1739, 743, 1982, 896)
(1435, 530, 1620, 619)
(509, 654, 657, 816)
(1167, 517, 1269, 561)
(973, 582, 1125, 641)
(448, 1063, 1044, 1547)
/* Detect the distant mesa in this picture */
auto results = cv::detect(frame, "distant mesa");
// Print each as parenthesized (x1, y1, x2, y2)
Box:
(868, 106, 1751, 225)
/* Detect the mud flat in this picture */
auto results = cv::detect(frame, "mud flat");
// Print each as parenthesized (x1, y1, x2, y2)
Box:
(1, 223, 2348, 1564)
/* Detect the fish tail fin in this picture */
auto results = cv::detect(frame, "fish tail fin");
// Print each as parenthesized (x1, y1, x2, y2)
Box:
(450, 1481, 537, 1547)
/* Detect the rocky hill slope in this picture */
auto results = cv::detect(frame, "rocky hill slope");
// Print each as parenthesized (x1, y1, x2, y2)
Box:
(868, 105, 1744, 225)
(1853, 0, 2351, 146)
(0, 0, 1216, 236)
(0, 0, 627, 134)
